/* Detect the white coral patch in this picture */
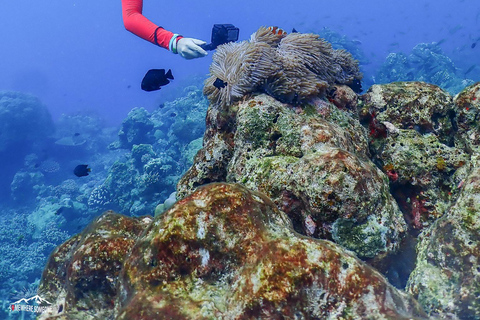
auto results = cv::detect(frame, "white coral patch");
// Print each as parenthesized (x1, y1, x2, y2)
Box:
(194, 199, 207, 208)
(142, 217, 153, 224)
(199, 248, 210, 267)
(196, 211, 208, 239)
(382, 121, 399, 134)
(369, 85, 387, 109)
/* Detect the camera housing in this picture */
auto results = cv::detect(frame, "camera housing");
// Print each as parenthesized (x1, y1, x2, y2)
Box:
(201, 24, 239, 51)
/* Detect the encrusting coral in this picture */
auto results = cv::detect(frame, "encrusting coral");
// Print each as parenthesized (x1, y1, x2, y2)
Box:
(37, 184, 427, 319)
(204, 26, 362, 107)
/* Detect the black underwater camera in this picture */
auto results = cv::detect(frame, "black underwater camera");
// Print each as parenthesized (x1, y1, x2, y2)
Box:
(200, 24, 239, 51)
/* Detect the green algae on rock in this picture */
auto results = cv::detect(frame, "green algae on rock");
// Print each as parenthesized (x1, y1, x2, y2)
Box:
(371, 129, 468, 229)
(38, 183, 426, 319)
(359, 82, 456, 145)
(453, 82, 480, 152)
(407, 155, 480, 319)
(179, 93, 406, 260)
(359, 81, 469, 230)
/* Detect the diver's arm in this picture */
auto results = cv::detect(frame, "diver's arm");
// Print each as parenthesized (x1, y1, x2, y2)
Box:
(121, 0, 207, 58)
(121, 0, 180, 50)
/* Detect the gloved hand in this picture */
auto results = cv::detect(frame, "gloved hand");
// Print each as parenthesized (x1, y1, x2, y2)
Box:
(176, 38, 208, 60)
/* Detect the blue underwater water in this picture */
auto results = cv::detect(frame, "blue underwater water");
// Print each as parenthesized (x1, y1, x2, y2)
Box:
(0, 0, 479, 318)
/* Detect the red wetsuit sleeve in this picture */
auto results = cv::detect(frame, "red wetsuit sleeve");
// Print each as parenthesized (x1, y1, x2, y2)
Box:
(122, 0, 180, 49)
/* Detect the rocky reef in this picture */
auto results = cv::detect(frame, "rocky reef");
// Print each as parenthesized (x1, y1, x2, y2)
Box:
(177, 79, 480, 318)
(406, 84, 480, 319)
(38, 183, 426, 319)
(179, 92, 407, 264)
(407, 154, 480, 319)
(359, 82, 469, 230)
(0, 91, 54, 153)
(36, 27, 480, 319)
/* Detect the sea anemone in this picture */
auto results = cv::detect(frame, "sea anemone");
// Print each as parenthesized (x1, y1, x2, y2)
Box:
(204, 26, 362, 107)
(204, 41, 279, 107)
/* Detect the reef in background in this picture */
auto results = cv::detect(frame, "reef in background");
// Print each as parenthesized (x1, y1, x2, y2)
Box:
(0, 85, 207, 319)
(90, 86, 208, 216)
(375, 42, 475, 95)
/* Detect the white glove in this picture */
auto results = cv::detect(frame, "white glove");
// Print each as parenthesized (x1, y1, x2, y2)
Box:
(176, 38, 208, 60)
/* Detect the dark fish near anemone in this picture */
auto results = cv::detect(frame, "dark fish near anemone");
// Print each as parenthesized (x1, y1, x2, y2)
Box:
(213, 78, 227, 89)
(74, 164, 91, 177)
(349, 79, 363, 93)
(141, 69, 174, 92)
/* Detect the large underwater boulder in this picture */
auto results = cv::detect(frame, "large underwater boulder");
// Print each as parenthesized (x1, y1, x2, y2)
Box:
(178, 28, 405, 262)
(359, 82, 469, 230)
(179, 93, 406, 261)
(38, 211, 152, 320)
(407, 155, 480, 319)
(38, 183, 426, 319)
(175, 28, 480, 317)
(454, 82, 480, 153)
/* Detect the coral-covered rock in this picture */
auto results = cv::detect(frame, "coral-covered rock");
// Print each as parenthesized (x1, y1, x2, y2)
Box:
(88, 150, 179, 216)
(328, 84, 358, 111)
(359, 82, 467, 230)
(38, 212, 152, 320)
(371, 129, 468, 229)
(131, 143, 156, 169)
(39, 183, 426, 319)
(407, 156, 480, 319)
(0, 91, 54, 200)
(96, 86, 207, 216)
(454, 82, 480, 152)
(360, 82, 455, 145)
(179, 94, 406, 260)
